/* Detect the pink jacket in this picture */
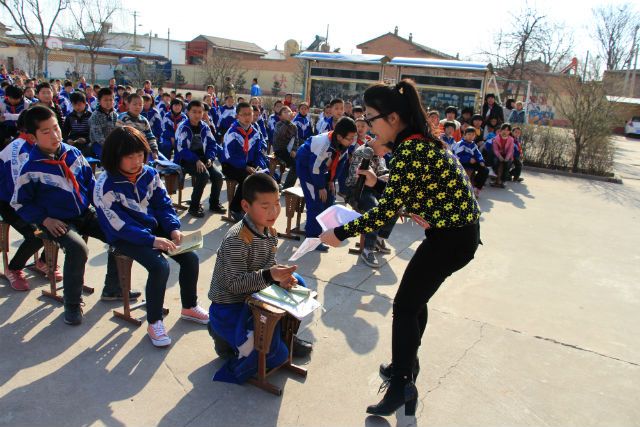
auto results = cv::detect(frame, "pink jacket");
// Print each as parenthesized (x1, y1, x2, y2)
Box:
(493, 135, 515, 161)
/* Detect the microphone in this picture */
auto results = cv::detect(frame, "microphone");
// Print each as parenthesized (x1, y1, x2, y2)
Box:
(353, 146, 374, 211)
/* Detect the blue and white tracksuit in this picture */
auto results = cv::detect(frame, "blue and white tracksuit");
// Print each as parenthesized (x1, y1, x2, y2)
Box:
(174, 120, 219, 165)
(316, 116, 333, 134)
(296, 132, 349, 237)
(293, 113, 314, 141)
(0, 136, 33, 203)
(160, 111, 187, 159)
(222, 121, 266, 170)
(266, 113, 279, 143)
(141, 107, 164, 141)
(217, 105, 236, 135)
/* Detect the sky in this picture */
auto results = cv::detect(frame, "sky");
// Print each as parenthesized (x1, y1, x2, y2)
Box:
(0, 0, 633, 65)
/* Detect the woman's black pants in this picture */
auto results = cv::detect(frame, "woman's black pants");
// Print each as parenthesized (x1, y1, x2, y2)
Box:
(392, 222, 480, 378)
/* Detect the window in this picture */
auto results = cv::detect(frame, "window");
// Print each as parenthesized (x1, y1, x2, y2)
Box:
(311, 67, 379, 81)
(402, 74, 482, 90)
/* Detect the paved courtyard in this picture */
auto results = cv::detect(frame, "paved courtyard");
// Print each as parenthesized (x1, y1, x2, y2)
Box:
(0, 136, 639, 427)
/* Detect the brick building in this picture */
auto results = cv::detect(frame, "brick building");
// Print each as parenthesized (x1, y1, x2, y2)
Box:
(357, 27, 455, 60)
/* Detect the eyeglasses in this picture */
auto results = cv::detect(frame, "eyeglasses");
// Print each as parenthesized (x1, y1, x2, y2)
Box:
(364, 113, 387, 127)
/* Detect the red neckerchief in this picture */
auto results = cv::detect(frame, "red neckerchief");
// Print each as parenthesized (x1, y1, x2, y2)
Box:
(18, 132, 31, 144)
(41, 151, 82, 200)
(237, 125, 254, 154)
(4, 97, 17, 114)
(212, 97, 218, 108)
(119, 167, 142, 184)
(171, 113, 182, 131)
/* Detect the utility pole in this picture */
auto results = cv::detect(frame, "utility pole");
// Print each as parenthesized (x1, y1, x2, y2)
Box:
(167, 28, 170, 59)
(133, 11, 138, 48)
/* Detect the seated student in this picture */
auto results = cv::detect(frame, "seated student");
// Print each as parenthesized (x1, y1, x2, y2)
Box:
(116, 93, 160, 160)
(221, 102, 266, 222)
(458, 107, 474, 125)
(355, 116, 372, 146)
(438, 106, 462, 141)
(85, 85, 98, 111)
(114, 85, 126, 111)
(0, 112, 58, 291)
(117, 91, 130, 114)
(141, 94, 163, 142)
(58, 80, 74, 117)
(32, 83, 64, 128)
(292, 102, 313, 142)
(88, 87, 118, 158)
(0, 85, 31, 146)
(160, 99, 187, 159)
(483, 116, 499, 139)
(217, 95, 237, 139)
(94, 126, 208, 347)
(175, 100, 225, 217)
(61, 92, 92, 157)
(453, 127, 489, 197)
(201, 103, 218, 135)
(317, 98, 345, 134)
(273, 105, 300, 189)
(491, 123, 515, 188)
(266, 99, 283, 144)
(157, 92, 171, 114)
(296, 117, 357, 249)
(509, 101, 526, 124)
(207, 173, 312, 381)
(77, 76, 88, 91)
(315, 104, 330, 134)
(12, 106, 139, 325)
(345, 119, 395, 268)
(142, 80, 154, 97)
(471, 114, 485, 145)
(352, 105, 365, 120)
(510, 126, 524, 182)
(251, 103, 268, 141)
(440, 121, 457, 149)
(24, 86, 38, 103)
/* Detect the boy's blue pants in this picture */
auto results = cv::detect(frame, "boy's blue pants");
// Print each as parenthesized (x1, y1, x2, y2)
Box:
(298, 178, 334, 238)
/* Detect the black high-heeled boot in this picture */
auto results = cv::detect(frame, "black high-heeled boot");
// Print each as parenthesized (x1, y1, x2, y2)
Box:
(366, 375, 418, 417)
(379, 358, 420, 380)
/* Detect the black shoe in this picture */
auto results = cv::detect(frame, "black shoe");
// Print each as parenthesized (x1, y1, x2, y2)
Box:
(379, 359, 420, 380)
(188, 205, 205, 218)
(63, 303, 83, 325)
(230, 211, 244, 222)
(209, 203, 227, 214)
(100, 289, 142, 301)
(292, 335, 313, 358)
(366, 375, 418, 417)
(207, 323, 236, 360)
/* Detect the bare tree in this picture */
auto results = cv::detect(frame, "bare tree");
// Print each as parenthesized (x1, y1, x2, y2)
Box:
(0, 0, 69, 76)
(534, 22, 574, 73)
(67, 0, 120, 83)
(592, 3, 640, 71)
(203, 49, 241, 90)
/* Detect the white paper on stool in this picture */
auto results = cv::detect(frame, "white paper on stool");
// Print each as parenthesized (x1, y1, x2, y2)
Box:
(316, 204, 361, 232)
(288, 238, 321, 261)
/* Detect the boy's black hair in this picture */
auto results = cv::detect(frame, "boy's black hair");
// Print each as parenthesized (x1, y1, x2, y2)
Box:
(224, 95, 234, 101)
(236, 101, 251, 113)
(202, 103, 211, 111)
(101, 126, 151, 175)
(352, 106, 364, 114)
(242, 173, 279, 203)
(1, 81, 10, 89)
(5, 85, 24, 99)
(187, 100, 203, 110)
(445, 105, 457, 115)
(512, 126, 522, 132)
(273, 99, 283, 105)
(279, 105, 291, 116)
(170, 98, 183, 108)
(461, 107, 474, 115)
(63, 80, 73, 87)
(141, 94, 152, 103)
(92, 84, 101, 91)
(252, 78, 258, 83)
(24, 105, 55, 135)
(333, 116, 357, 138)
(70, 91, 86, 104)
(500, 123, 512, 131)
(298, 101, 309, 109)
(329, 98, 344, 107)
(464, 126, 476, 135)
(162, 92, 170, 98)
(251, 105, 259, 112)
(97, 87, 113, 100)
(35, 82, 51, 94)
(443, 121, 456, 130)
(471, 114, 483, 122)
(116, 85, 125, 91)
(185, 91, 192, 97)
(127, 93, 142, 103)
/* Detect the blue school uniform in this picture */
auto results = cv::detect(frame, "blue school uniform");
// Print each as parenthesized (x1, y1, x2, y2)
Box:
(0, 97, 30, 131)
(12, 143, 94, 224)
(296, 132, 349, 237)
(0, 134, 34, 202)
(266, 113, 279, 143)
(222, 121, 265, 170)
(87, 95, 98, 111)
(174, 120, 219, 166)
(453, 140, 485, 166)
(160, 111, 187, 159)
(141, 106, 163, 140)
(292, 113, 313, 141)
(217, 105, 236, 135)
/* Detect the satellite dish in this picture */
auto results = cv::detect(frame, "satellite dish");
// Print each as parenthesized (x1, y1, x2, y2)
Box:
(284, 39, 300, 55)
(46, 37, 63, 50)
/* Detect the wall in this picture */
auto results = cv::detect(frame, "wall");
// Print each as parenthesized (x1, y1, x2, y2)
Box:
(358, 34, 449, 59)
(104, 34, 186, 65)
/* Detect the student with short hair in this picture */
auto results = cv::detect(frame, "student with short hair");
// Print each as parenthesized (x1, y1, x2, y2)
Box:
(88, 87, 118, 158)
(317, 98, 344, 134)
(440, 121, 457, 149)
(221, 102, 266, 222)
(85, 85, 98, 111)
(510, 126, 524, 182)
(453, 127, 489, 196)
(116, 93, 160, 160)
(175, 100, 225, 217)
(250, 78, 261, 97)
(13, 106, 139, 325)
(491, 123, 515, 188)
(141, 94, 163, 141)
(296, 117, 357, 247)
(160, 99, 187, 159)
(509, 101, 526, 124)
(207, 173, 311, 380)
(272, 105, 300, 189)
(94, 126, 208, 347)
(292, 102, 313, 142)
(438, 106, 461, 141)
(157, 92, 171, 114)
(217, 95, 236, 138)
(266, 100, 283, 143)
(61, 91, 92, 157)
(33, 82, 64, 127)
(0, 85, 31, 145)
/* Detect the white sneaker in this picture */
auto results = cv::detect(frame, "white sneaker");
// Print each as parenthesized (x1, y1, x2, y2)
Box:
(180, 305, 209, 324)
(147, 320, 171, 347)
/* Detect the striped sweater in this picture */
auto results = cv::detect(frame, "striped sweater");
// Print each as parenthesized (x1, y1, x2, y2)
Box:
(208, 216, 278, 304)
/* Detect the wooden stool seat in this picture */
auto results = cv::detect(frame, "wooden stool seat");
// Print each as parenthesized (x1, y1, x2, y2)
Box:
(0, 220, 10, 275)
(161, 171, 188, 211)
(246, 297, 307, 396)
(268, 154, 287, 181)
(221, 179, 238, 223)
(278, 186, 306, 241)
(37, 232, 94, 303)
(110, 248, 168, 326)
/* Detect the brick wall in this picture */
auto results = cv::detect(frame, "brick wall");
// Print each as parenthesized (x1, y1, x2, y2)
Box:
(358, 35, 449, 59)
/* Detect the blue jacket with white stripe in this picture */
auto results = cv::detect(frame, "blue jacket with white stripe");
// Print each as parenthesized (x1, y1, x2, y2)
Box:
(217, 105, 236, 133)
(222, 121, 265, 170)
(12, 143, 94, 224)
(93, 165, 180, 247)
(141, 106, 163, 140)
(174, 120, 218, 165)
(296, 132, 349, 189)
(0, 136, 34, 202)
(293, 113, 313, 141)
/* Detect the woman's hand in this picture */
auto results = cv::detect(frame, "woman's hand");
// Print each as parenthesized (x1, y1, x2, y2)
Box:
(356, 168, 378, 187)
(319, 188, 328, 203)
(153, 237, 177, 252)
(410, 213, 431, 230)
(170, 230, 183, 245)
(319, 229, 341, 247)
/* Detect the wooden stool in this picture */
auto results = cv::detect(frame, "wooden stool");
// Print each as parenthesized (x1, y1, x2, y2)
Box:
(0, 219, 40, 277)
(246, 297, 307, 396)
(162, 172, 188, 211)
(221, 179, 238, 223)
(268, 154, 287, 181)
(278, 186, 306, 241)
(110, 248, 168, 326)
(348, 234, 367, 255)
(37, 233, 94, 303)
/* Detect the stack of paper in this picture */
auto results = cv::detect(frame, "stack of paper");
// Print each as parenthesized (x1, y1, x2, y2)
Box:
(253, 284, 321, 320)
(167, 231, 203, 256)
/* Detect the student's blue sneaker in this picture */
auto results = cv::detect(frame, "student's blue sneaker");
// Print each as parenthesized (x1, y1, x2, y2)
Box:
(315, 243, 329, 252)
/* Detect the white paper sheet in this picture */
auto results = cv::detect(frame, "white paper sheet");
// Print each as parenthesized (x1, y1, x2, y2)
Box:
(288, 238, 322, 261)
(316, 204, 362, 232)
